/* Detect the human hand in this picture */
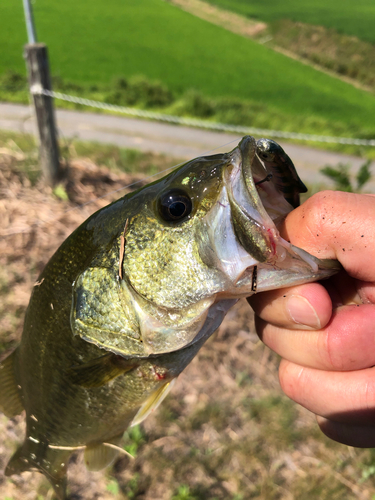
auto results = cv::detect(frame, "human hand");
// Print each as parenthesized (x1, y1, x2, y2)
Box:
(248, 190, 375, 447)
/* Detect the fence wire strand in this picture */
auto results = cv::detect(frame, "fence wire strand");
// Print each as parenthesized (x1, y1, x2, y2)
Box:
(31, 86, 375, 147)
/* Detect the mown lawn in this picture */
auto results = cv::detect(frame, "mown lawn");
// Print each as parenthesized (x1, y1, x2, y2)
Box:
(205, 0, 375, 44)
(2, 0, 375, 138)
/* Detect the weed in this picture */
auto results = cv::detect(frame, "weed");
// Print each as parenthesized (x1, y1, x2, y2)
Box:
(123, 425, 145, 457)
(106, 75, 174, 108)
(122, 472, 140, 499)
(360, 449, 375, 482)
(320, 159, 372, 192)
(66, 139, 178, 176)
(53, 184, 69, 201)
(0, 70, 27, 92)
(172, 484, 197, 500)
(175, 90, 215, 118)
(106, 479, 120, 496)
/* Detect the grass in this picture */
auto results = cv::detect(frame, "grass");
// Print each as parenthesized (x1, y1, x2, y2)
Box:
(320, 159, 372, 192)
(205, 0, 375, 44)
(268, 19, 375, 91)
(2, 72, 375, 161)
(2, 0, 375, 143)
(0, 129, 181, 182)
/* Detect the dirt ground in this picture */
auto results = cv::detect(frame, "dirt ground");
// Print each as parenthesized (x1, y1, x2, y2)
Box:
(1, 147, 375, 500)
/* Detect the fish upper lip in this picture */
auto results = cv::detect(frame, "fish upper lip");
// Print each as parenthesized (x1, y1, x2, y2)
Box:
(226, 136, 277, 229)
(229, 135, 303, 232)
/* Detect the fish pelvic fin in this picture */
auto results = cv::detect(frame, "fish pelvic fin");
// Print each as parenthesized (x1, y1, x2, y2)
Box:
(5, 440, 71, 500)
(0, 348, 24, 417)
(84, 434, 124, 472)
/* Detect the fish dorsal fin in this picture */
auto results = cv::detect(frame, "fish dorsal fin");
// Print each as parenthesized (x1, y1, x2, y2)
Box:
(68, 353, 139, 388)
(84, 434, 123, 472)
(131, 379, 176, 427)
(0, 349, 24, 417)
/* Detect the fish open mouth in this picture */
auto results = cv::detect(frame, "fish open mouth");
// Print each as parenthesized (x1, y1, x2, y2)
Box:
(225, 135, 297, 262)
(202, 135, 340, 295)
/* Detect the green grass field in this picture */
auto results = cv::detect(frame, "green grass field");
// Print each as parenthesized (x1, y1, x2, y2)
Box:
(205, 0, 375, 44)
(2, 0, 375, 140)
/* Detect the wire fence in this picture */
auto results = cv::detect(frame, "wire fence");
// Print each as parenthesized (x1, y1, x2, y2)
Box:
(31, 85, 375, 147)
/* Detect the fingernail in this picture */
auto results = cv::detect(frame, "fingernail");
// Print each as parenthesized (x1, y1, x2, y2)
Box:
(287, 295, 321, 329)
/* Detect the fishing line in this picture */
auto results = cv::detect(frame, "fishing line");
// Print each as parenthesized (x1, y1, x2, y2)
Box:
(2, 137, 241, 237)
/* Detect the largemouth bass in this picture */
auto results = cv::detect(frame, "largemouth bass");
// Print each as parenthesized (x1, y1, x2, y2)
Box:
(0, 136, 339, 499)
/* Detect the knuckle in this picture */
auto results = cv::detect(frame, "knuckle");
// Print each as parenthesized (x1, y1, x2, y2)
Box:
(303, 190, 353, 232)
(253, 314, 266, 340)
(362, 376, 375, 410)
(278, 360, 304, 402)
(302, 190, 334, 234)
(292, 190, 354, 254)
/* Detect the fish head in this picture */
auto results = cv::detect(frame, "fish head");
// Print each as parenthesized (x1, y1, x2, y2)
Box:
(71, 136, 340, 356)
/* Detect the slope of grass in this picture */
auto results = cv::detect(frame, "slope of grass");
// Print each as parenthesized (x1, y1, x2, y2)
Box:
(205, 0, 375, 44)
(167, 1, 375, 93)
(269, 19, 375, 91)
(2, 0, 375, 139)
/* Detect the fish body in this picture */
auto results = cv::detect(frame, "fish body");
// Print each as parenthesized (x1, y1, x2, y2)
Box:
(0, 136, 340, 499)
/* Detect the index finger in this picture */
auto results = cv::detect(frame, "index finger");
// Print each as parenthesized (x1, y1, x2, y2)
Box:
(280, 191, 375, 282)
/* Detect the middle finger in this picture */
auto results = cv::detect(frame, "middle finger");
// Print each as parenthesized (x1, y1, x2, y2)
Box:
(256, 303, 375, 371)
(280, 360, 375, 425)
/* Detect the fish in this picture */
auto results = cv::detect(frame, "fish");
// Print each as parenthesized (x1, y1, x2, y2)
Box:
(256, 138, 308, 208)
(0, 136, 340, 499)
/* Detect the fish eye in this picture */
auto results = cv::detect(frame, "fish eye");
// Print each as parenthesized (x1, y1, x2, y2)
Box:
(159, 189, 192, 222)
(258, 151, 272, 161)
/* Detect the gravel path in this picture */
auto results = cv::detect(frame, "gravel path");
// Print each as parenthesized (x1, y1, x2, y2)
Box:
(1, 102, 374, 189)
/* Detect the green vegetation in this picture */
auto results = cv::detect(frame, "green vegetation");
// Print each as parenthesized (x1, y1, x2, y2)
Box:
(0, 129, 180, 183)
(2, 0, 375, 146)
(172, 484, 198, 500)
(321, 159, 372, 192)
(106, 479, 120, 496)
(244, 395, 302, 448)
(123, 425, 146, 457)
(205, 0, 375, 44)
(68, 135, 180, 177)
(267, 20, 375, 91)
(119, 473, 141, 499)
(1, 71, 375, 160)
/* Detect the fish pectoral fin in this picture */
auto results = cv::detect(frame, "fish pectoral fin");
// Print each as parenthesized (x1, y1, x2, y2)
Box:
(131, 379, 176, 427)
(84, 434, 123, 472)
(0, 348, 24, 417)
(68, 353, 139, 388)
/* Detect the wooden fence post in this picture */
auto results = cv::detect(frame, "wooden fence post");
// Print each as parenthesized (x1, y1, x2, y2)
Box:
(25, 43, 62, 185)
